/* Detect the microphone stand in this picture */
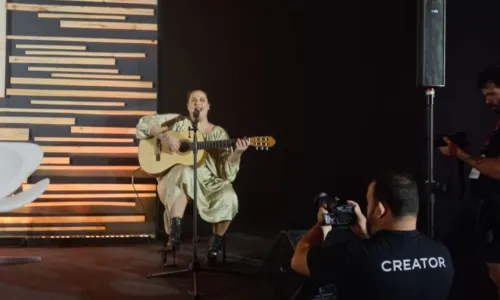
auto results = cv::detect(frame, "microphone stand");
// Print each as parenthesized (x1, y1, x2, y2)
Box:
(147, 110, 243, 299)
(425, 87, 442, 239)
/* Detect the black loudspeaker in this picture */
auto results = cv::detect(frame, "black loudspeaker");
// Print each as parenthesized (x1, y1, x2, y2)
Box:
(262, 230, 337, 300)
(416, 0, 446, 87)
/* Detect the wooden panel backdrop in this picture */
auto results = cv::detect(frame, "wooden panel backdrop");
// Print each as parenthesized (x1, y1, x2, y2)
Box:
(0, 0, 158, 239)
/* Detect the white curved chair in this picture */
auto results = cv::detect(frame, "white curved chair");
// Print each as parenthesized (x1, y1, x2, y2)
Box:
(0, 142, 44, 199)
(0, 142, 51, 265)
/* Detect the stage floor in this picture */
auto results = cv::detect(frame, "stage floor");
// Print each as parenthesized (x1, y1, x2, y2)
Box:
(0, 233, 277, 300)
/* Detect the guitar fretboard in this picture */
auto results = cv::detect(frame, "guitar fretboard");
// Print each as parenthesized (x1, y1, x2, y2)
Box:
(196, 139, 236, 150)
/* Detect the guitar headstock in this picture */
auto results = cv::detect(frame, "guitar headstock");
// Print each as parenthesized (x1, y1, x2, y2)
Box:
(248, 136, 276, 150)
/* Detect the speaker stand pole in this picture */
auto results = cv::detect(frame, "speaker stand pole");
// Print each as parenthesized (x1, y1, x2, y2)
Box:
(147, 114, 243, 299)
(425, 87, 440, 239)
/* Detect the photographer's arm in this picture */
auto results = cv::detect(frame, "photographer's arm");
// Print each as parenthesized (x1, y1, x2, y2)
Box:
(456, 149, 500, 180)
(440, 136, 500, 180)
(291, 224, 325, 276)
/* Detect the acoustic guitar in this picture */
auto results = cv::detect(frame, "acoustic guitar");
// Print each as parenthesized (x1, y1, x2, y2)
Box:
(138, 129, 276, 176)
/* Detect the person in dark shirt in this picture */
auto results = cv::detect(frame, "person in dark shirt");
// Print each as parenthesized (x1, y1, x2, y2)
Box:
(438, 65, 500, 299)
(290, 171, 454, 300)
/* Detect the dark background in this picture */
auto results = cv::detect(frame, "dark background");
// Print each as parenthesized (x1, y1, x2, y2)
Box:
(158, 0, 500, 298)
(158, 1, 423, 233)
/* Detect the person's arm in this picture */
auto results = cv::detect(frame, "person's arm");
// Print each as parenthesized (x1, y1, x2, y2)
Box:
(290, 224, 325, 276)
(291, 225, 353, 281)
(216, 129, 241, 182)
(456, 148, 500, 180)
(149, 124, 164, 137)
(291, 202, 366, 278)
(227, 150, 242, 165)
(439, 136, 500, 180)
(135, 113, 180, 140)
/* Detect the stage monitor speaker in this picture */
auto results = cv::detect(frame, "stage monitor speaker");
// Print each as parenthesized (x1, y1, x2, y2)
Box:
(262, 230, 337, 300)
(416, 0, 446, 87)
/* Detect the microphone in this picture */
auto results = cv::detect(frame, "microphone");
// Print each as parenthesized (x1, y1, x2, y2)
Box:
(193, 108, 200, 119)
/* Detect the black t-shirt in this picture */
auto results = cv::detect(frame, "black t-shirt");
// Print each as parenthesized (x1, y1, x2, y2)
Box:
(307, 229, 454, 300)
(473, 120, 500, 196)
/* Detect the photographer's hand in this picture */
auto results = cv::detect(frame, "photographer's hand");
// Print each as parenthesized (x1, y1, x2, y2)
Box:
(347, 200, 369, 239)
(316, 205, 328, 225)
(438, 137, 459, 157)
(317, 205, 332, 239)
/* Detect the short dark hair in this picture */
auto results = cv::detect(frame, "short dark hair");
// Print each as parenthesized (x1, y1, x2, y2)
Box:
(187, 89, 208, 100)
(372, 171, 419, 217)
(476, 64, 500, 90)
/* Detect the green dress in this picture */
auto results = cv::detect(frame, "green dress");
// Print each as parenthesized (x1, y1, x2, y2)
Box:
(136, 113, 240, 234)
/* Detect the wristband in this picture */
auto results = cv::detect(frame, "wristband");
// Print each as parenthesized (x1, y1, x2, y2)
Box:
(322, 213, 333, 226)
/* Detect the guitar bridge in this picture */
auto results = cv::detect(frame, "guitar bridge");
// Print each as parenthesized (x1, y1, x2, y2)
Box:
(155, 138, 161, 161)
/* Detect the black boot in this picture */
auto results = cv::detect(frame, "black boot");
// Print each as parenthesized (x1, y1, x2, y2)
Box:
(206, 234, 224, 266)
(169, 217, 182, 251)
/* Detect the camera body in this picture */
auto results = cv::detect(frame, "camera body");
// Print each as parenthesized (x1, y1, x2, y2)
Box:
(314, 193, 356, 228)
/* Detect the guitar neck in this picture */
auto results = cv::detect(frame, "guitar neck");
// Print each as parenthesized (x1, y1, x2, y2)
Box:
(198, 139, 236, 150)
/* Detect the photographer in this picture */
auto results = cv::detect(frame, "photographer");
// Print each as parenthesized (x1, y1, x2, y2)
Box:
(291, 171, 454, 300)
(438, 65, 500, 298)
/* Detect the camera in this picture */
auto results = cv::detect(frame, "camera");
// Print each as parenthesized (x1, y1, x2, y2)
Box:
(434, 132, 469, 148)
(314, 193, 356, 228)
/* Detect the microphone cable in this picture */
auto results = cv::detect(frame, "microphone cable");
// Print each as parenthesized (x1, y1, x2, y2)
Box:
(131, 167, 146, 213)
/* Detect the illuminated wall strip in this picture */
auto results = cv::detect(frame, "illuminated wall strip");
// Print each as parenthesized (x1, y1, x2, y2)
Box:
(8, 35, 157, 45)
(17, 44, 86, 50)
(41, 157, 70, 165)
(10, 56, 115, 65)
(0, 128, 29, 141)
(60, 20, 157, 31)
(35, 166, 140, 174)
(38, 13, 126, 20)
(33, 166, 148, 178)
(0, 226, 106, 232)
(25, 50, 146, 58)
(71, 126, 135, 135)
(41, 146, 138, 156)
(0, 0, 6, 98)
(6, 89, 157, 99)
(29, 66, 118, 73)
(38, 193, 156, 199)
(11, 77, 152, 89)
(31, 234, 153, 239)
(0, 215, 145, 224)
(26, 201, 135, 207)
(56, 0, 157, 5)
(0, 116, 75, 125)
(37, 166, 140, 171)
(31, 100, 125, 107)
(23, 184, 156, 192)
(35, 137, 133, 143)
(7, 3, 155, 16)
(51, 73, 140, 80)
(0, 107, 153, 116)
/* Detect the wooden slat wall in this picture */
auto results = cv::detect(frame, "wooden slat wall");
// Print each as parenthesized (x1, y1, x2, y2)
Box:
(0, 0, 6, 98)
(0, 0, 158, 239)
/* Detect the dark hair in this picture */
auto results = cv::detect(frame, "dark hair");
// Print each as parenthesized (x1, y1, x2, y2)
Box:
(476, 65, 500, 90)
(187, 89, 208, 100)
(372, 171, 419, 218)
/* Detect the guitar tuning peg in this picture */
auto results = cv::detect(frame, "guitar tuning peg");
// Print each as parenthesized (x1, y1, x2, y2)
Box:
(265, 147, 268, 150)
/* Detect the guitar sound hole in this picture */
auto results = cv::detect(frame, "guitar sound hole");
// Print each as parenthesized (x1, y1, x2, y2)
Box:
(178, 141, 192, 153)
